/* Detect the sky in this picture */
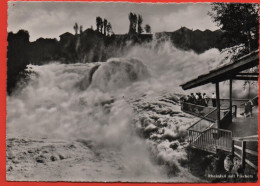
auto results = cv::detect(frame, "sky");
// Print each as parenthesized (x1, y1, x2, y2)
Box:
(8, 1, 219, 41)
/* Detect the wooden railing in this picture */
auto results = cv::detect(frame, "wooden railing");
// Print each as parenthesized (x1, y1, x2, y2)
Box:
(219, 108, 232, 127)
(181, 101, 237, 121)
(208, 98, 251, 108)
(181, 102, 217, 122)
(232, 135, 258, 170)
(187, 106, 234, 153)
(187, 108, 217, 131)
(184, 98, 258, 162)
(189, 127, 232, 153)
(187, 108, 233, 153)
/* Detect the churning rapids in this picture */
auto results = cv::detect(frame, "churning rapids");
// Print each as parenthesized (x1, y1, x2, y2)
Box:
(6, 42, 251, 182)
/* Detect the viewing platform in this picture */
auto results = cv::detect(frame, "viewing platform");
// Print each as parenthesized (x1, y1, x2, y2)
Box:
(180, 50, 259, 171)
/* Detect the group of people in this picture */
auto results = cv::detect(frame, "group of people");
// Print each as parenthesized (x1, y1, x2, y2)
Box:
(181, 92, 255, 118)
(181, 92, 213, 107)
(180, 92, 218, 108)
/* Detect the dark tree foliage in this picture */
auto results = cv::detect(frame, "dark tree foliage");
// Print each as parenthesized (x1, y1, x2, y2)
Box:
(128, 12, 135, 34)
(128, 12, 138, 34)
(209, 3, 259, 51)
(106, 22, 113, 36)
(137, 15, 143, 34)
(80, 25, 83, 34)
(132, 14, 137, 33)
(103, 19, 108, 36)
(73, 23, 78, 35)
(100, 19, 104, 34)
(30, 38, 60, 64)
(7, 30, 30, 95)
(144, 24, 151, 33)
(96, 17, 103, 32)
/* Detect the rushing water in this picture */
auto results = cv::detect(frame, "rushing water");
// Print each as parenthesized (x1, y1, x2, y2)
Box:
(6, 41, 257, 181)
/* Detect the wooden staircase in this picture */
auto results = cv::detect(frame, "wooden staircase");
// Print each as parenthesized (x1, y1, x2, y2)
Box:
(182, 99, 258, 170)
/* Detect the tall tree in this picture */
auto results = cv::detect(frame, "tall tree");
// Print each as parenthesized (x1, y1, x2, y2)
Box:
(96, 17, 102, 32)
(100, 19, 104, 34)
(80, 25, 83, 34)
(132, 14, 138, 33)
(73, 23, 78, 35)
(137, 15, 143, 34)
(128, 12, 134, 34)
(106, 22, 113, 36)
(103, 19, 108, 36)
(209, 3, 259, 51)
(128, 12, 138, 34)
(144, 24, 151, 33)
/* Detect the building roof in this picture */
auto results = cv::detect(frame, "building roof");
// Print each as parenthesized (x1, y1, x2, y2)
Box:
(180, 50, 259, 90)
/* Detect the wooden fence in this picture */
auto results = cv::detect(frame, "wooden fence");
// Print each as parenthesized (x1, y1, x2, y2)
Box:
(232, 136, 258, 170)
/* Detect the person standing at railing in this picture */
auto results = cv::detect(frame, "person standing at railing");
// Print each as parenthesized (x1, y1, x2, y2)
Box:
(202, 93, 208, 106)
(186, 95, 191, 103)
(186, 95, 194, 112)
(180, 96, 185, 109)
(190, 93, 196, 104)
(244, 99, 254, 118)
(195, 93, 199, 101)
(212, 93, 216, 107)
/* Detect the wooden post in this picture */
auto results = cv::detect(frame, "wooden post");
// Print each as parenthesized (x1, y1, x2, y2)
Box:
(229, 79, 232, 115)
(188, 130, 191, 143)
(241, 141, 246, 170)
(231, 140, 234, 157)
(216, 82, 220, 128)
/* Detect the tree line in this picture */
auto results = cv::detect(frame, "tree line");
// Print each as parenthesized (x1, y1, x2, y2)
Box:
(128, 12, 151, 34)
(72, 18, 114, 36)
(95, 17, 113, 36)
(209, 3, 259, 52)
(72, 12, 152, 37)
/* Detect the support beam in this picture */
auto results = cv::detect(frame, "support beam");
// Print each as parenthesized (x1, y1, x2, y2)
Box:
(229, 79, 232, 115)
(232, 76, 258, 81)
(231, 140, 235, 157)
(237, 72, 259, 76)
(241, 141, 246, 170)
(216, 82, 220, 128)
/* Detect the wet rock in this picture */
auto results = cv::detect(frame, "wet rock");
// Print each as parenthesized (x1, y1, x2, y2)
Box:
(6, 151, 15, 159)
(224, 155, 233, 172)
(7, 166, 13, 172)
(68, 144, 76, 149)
(35, 155, 46, 163)
(20, 139, 28, 143)
(59, 154, 65, 160)
(50, 155, 58, 162)
(12, 159, 19, 164)
(231, 156, 242, 175)
(170, 141, 180, 150)
(144, 124, 157, 133)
